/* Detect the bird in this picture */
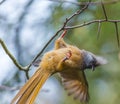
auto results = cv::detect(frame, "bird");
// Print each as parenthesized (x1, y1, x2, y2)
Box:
(11, 30, 107, 104)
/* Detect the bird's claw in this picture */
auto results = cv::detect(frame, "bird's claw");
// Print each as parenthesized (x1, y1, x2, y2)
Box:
(62, 50, 72, 62)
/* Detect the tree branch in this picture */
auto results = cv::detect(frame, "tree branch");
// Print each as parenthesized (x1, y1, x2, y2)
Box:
(65, 19, 120, 47)
(49, 0, 119, 6)
(0, 38, 26, 70)
(28, 0, 92, 67)
(0, 38, 30, 79)
(65, 19, 120, 29)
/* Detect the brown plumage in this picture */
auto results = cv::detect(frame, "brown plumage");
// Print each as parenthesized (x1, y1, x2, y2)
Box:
(60, 69, 89, 102)
(11, 30, 107, 104)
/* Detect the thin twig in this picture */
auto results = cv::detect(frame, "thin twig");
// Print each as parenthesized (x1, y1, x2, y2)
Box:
(48, 0, 119, 6)
(101, 0, 108, 20)
(0, 38, 26, 70)
(65, 19, 120, 29)
(114, 22, 120, 47)
(65, 19, 120, 47)
(63, 0, 91, 27)
(0, 39, 30, 79)
(97, 21, 102, 39)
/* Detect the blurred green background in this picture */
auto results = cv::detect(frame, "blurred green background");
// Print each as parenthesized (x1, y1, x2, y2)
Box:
(0, 0, 120, 104)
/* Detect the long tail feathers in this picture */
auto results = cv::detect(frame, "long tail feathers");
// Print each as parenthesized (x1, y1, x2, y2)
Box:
(26, 71, 51, 104)
(11, 68, 51, 104)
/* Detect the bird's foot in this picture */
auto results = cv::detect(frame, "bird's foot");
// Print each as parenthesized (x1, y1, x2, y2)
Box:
(62, 50, 72, 62)
(58, 30, 67, 40)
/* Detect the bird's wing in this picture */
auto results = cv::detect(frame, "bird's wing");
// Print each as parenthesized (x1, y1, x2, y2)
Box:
(60, 69, 89, 102)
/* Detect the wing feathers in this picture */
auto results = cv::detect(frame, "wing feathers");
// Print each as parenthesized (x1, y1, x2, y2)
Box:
(60, 69, 89, 102)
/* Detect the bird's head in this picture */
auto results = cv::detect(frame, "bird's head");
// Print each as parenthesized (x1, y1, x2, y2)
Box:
(81, 50, 107, 71)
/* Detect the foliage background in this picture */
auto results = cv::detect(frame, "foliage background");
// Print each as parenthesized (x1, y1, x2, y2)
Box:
(0, 0, 120, 104)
